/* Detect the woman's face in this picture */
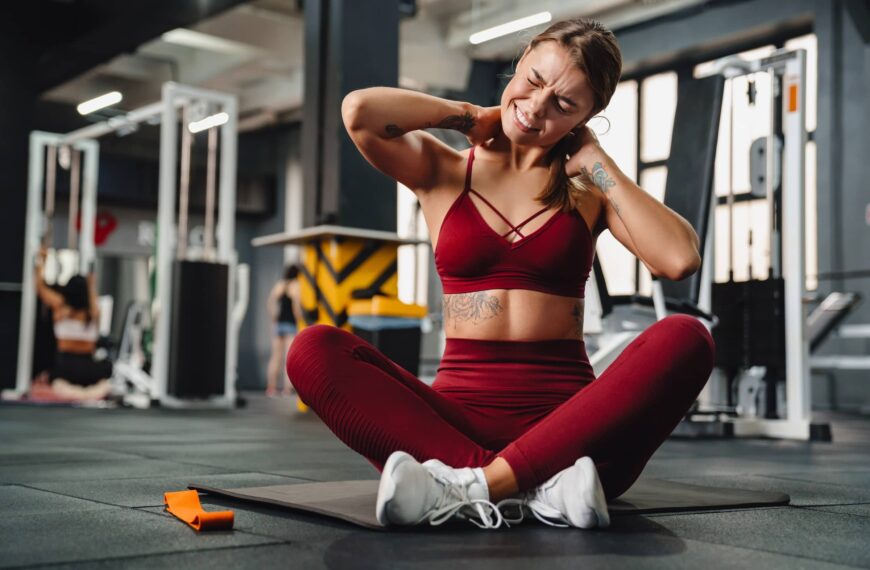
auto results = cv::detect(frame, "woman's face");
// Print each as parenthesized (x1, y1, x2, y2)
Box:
(500, 41, 596, 148)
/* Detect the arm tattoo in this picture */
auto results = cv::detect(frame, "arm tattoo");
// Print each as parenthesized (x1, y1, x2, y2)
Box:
(386, 112, 476, 139)
(571, 299, 584, 337)
(384, 124, 404, 138)
(582, 162, 619, 215)
(442, 292, 503, 324)
(426, 112, 476, 134)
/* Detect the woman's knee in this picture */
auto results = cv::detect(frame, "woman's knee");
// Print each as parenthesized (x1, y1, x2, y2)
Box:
(658, 315, 713, 345)
(656, 314, 716, 368)
(287, 324, 351, 356)
(284, 324, 358, 394)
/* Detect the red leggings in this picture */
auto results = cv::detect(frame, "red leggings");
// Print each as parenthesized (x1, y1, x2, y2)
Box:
(286, 315, 714, 501)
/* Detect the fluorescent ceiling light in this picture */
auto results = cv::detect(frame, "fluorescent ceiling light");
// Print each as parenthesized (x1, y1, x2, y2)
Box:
(189, 112, 229, 133)
(77, 91, 123, 115)
(162, 28, 259, 56)
(469, 11, 552, 45)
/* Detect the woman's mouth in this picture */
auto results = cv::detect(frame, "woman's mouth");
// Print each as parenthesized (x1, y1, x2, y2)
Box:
(512, 102, 539, 133)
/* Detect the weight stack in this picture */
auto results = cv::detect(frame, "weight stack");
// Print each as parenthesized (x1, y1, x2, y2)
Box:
(745, 278, 786, 368)
(167, 260, 228, 398)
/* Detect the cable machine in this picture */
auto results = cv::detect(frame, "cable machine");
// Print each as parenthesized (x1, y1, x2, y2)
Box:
(690, 47, 826, 440)
(16, 82, 247, 409)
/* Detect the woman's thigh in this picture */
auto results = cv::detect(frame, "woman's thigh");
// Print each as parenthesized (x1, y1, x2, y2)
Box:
(286, 325, 501, 470)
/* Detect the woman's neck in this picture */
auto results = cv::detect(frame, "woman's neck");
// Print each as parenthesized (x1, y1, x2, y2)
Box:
(482, 132, 556, 172)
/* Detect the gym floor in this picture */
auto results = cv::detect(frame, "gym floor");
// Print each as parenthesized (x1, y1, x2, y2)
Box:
(2, 398, 868, 569)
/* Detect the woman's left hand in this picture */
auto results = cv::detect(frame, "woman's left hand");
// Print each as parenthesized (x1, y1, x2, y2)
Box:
(564, 125, 605, 178)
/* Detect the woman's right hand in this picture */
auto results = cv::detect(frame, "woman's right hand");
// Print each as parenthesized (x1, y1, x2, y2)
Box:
(466, 105, 502, 146)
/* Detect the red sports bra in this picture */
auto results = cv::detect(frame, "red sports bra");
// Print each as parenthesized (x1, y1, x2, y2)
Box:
(434, 146, 595, 298)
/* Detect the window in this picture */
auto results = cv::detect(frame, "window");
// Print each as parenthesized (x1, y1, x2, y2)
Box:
(640, 72, 677, 163)
(596, 71, 678, 295)
(397, 183, 428, 305)
(596, 80, 638, 295)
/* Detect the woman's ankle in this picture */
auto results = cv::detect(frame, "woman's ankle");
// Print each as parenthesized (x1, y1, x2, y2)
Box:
(483, 457, 520, 502)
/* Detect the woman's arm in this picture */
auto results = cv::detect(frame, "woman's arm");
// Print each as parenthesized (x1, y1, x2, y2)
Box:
(266, 282, 282, 321)
(34, 249, 64, 310)
(86, 272, 100, 322)
(289, 282, 305, 326)
(341, 87, 498, 192)
(569, 129, 700, 281)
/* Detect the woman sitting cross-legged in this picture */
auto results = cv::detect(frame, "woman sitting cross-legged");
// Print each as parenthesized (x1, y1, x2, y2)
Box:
(286, 17, 715, 530)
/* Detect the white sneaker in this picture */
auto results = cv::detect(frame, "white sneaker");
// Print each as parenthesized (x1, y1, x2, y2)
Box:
(376, 451, 504, 529)
(496, 456, 610, 529)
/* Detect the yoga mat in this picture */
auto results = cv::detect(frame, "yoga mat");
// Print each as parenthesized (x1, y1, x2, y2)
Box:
(190, 478, 790, 531)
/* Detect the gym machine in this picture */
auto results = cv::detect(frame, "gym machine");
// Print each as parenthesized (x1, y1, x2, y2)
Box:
(15, 82, 248, 409)
(15, 134, 100, 396)
(586, 47, 854, 441)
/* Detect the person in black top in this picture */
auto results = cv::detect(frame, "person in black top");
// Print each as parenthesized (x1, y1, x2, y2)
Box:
(266, 264, 303, 397)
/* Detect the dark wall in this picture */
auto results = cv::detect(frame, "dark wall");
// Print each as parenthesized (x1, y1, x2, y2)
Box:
(0, 18, 37, 389)
(235, 125, 301, 390)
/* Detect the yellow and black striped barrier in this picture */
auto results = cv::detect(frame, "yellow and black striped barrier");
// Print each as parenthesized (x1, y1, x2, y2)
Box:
(298, 236, 398, 330)
(251, 225, 429, 332)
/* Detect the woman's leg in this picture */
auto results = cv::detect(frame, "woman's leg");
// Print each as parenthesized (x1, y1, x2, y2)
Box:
(282, 333, 296, 395)
(496, 315, 715, 501)
(266, 332, 284, 396)
(286, 324, 499, 472)
(50, 378, 90, 400)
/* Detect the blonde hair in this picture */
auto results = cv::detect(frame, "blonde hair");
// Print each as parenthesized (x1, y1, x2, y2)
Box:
(522, 18, 623, 212)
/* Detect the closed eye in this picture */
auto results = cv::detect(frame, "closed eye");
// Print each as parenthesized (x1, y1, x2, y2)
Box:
(526, 78, 568, 113)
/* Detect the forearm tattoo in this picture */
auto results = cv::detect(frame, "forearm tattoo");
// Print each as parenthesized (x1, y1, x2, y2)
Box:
(442, 292, 503, 324)
(384, 112, 476, 139)
(582, 162, 619, 214)
(427, 112, 475, 134)
(384, 124, 404, 138)
(571, 299, 584, 337)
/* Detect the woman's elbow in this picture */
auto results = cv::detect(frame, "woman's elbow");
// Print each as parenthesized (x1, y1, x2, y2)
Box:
(341, 90, 368, 132)
(662, 251, 702, 281)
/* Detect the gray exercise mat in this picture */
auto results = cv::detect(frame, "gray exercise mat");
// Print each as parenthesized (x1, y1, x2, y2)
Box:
(189, 478, 790, 531)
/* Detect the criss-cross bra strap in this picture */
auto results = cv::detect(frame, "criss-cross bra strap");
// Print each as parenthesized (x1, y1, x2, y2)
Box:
(464, 145, 552, 239)
(467, 189, 528, 238)
(505, 207, 552, 238)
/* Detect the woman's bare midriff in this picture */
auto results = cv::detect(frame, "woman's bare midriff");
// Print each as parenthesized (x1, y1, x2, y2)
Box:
(57, 339, 97, 354)
(442, 289, 584, 341)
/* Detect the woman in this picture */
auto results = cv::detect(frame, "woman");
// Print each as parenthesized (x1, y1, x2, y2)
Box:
(286, 18, 714, 530)
(35, 248, 113, 400)
(266, 264, 303, 397)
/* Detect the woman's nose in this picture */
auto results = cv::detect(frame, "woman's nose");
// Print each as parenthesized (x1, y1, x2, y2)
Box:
(527, 91, 547, 118)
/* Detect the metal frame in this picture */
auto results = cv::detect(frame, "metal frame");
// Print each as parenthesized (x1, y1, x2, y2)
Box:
(153, 83, 240, 409)
(16, 82, 243, 409)
(698, 48, 811, 439)
(16, 133, 99, 394)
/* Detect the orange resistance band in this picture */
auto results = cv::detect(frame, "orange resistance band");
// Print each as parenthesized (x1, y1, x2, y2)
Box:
(164, 490, 234, 532)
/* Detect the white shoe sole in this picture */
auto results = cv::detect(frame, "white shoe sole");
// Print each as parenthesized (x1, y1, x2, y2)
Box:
(375, 450, 413, 526)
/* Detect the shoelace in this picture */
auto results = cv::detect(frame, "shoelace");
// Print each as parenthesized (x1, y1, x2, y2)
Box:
(419, 472, 504, 529)
(495, 479, 571, 528)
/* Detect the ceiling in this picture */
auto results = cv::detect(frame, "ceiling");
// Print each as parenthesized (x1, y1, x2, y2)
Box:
(39, 0, 709, 132)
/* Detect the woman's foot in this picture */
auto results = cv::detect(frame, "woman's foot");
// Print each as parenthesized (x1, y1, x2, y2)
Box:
(376, 451, 503, 529)
(496, 456, 610, 529)
(265, 387, 278, 398)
